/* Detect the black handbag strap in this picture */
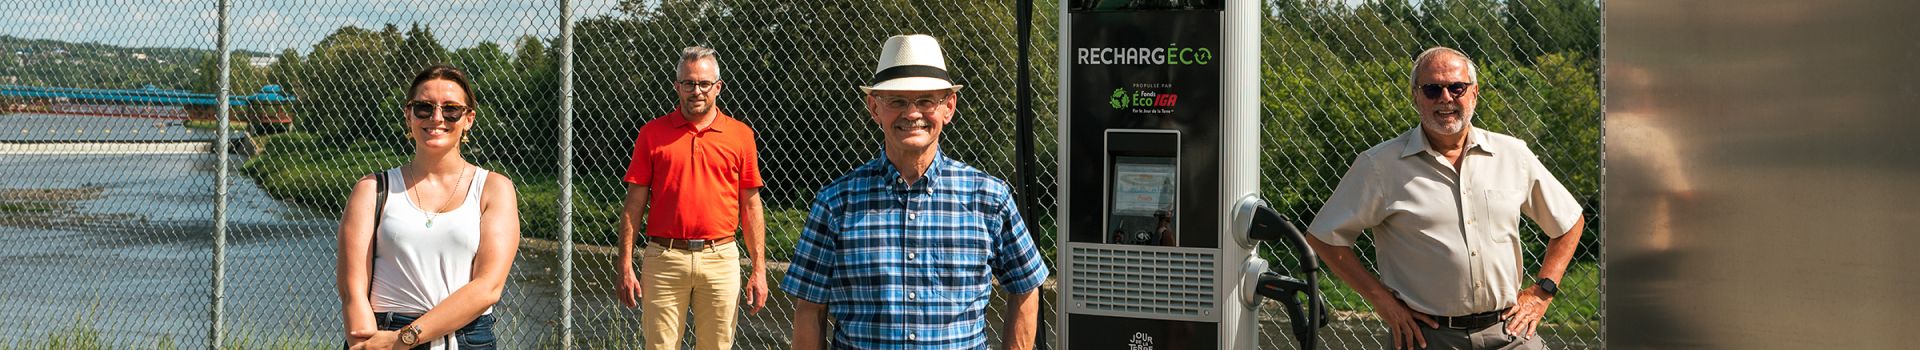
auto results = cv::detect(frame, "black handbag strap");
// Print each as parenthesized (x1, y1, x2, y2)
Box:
(370, 171, 387, 295)
(374, 170, 387, 242)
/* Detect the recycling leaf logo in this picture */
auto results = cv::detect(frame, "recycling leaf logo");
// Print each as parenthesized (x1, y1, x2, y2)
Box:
(1110, 88, 1130, 109)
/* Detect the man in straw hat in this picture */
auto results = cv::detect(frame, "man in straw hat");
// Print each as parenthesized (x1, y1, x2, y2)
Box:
(782, 34, 1050, 350)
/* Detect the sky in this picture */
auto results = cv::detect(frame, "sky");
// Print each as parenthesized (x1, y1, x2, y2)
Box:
(0, 0, 621, 54)
(0, 0, 1399, 54)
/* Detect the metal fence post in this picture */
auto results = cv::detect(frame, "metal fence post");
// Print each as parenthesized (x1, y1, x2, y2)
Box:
(210, 0, 233, 348)
(557, 0, 578, 348)
(1013, 0, 1044, 348)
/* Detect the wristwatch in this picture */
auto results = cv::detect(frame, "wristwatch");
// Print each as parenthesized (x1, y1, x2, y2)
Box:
(397, 324, 423, 347)
(1535, 277, 1560, 297)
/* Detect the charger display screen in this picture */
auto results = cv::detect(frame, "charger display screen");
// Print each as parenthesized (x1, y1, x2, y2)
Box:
(1108, 156, 1177, 246)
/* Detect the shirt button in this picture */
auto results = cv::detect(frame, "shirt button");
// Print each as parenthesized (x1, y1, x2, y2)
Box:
(1471, 250, 1478, 256)
(908, 291, 917, 300)
(908, 212, 916, 221)
(907, 333, 917, 341)
(908, 251, 917, 260)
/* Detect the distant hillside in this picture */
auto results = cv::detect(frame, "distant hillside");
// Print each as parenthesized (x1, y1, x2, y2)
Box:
(0, 35, 273, 91)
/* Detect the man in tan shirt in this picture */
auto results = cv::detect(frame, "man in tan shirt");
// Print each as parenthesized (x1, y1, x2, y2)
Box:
(1305, 46, 1587, 350)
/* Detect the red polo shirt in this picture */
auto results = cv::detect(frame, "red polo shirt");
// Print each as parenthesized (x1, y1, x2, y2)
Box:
(623, 109, 764, 240)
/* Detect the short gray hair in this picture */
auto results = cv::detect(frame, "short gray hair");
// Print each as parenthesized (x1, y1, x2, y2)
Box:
(1410, 46, 1477, 87)
(674, 46, 721, 80)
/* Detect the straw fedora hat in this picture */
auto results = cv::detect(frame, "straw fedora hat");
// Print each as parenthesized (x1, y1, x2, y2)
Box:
(859, 34, 965, 93)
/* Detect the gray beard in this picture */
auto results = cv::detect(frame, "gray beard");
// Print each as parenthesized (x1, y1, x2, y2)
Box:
(1425, 115, 1470, 135)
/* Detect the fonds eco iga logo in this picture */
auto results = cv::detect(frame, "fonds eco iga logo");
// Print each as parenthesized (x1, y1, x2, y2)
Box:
(1110, 87, 1178, 112)
(1077, 44, 1213, 65)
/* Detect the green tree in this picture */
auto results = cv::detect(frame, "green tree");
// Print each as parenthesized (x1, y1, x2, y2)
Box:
(1505, 0, 1601, 63)
(299, 26, 406, 145)
(398, 23, 451, 73)
(1422, 0, 1518, 62)
(192, 54, 268, 95)
(477, 36, 560, 174)
(266, 48, 305, 97)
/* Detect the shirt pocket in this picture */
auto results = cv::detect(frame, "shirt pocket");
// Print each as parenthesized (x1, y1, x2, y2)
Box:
(1481, 189, 1528, 229)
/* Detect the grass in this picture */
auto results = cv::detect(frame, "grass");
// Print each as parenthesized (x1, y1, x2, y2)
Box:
(240, 132, 407, 212)
(2, 324, 106, 350)
(2, 326, 327, 350)
(512, 174, 625, 244)
(0, 304, 330, 349)
(764, 207, 811, 262)
(1543, 262, 1602, 325)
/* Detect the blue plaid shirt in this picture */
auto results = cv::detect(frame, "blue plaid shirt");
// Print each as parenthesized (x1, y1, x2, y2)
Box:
(782, 152, 1051, 350)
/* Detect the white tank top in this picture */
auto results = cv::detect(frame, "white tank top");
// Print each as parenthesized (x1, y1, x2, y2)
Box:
(371, 166, 492, 319)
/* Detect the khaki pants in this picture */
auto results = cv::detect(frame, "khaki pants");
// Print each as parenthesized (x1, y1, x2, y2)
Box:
(1415, 320, 1546, 350)
(640, 240, 741, 350)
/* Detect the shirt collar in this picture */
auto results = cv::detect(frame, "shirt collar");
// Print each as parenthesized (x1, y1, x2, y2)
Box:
(1399, 125, 1494, 159)
(665, 108, 729, 133)
(876, 149, 949, 188)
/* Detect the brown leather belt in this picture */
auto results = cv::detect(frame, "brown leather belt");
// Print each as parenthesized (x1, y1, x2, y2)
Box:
(646, 235, 736, 251)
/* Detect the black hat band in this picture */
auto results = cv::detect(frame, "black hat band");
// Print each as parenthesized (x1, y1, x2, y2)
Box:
(869, 65, 952, 86)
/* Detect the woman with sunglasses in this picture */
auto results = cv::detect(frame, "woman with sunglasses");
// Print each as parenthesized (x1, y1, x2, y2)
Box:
(336, 64, 520, 350)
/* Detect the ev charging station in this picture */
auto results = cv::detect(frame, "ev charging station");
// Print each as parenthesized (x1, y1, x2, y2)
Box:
(1056, 0, 1326, 348)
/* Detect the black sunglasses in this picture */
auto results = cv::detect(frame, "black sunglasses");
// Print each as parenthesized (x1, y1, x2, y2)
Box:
(1418, 82, 1474, 100)
(405, 101, 470, 122)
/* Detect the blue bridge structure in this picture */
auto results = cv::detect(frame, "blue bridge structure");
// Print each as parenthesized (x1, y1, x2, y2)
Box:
(0, 84, 295, 123)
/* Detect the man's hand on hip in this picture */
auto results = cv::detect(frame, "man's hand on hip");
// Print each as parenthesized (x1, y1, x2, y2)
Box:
(744, 266, 768, 314)
(1375, 297, 1438, 350)
(1502, 286, 1555, 339)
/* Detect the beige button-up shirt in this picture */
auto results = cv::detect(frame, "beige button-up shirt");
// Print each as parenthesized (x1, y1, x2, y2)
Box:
(1308, 126, 1583, 317)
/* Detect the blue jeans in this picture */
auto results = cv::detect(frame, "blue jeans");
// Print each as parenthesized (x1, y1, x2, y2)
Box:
(345, 312, 497, 349)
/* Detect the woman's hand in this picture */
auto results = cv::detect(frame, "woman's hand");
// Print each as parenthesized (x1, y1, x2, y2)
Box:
(347, 329, 400, 350)
(343, 328, 376, 347)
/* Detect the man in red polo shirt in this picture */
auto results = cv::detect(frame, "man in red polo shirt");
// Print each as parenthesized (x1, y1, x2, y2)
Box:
(616, 45, 767, 350)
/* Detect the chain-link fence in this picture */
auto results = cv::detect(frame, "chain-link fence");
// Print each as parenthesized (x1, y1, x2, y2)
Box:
(0, 0, 1598, 349)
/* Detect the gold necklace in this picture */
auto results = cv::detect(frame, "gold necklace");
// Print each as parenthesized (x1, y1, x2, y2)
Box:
(405, 166, 473, 228)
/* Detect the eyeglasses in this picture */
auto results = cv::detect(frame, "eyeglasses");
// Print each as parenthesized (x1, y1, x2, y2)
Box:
(1418, 82, 1474, 100)
(870, 94, 952, 111)
(674, 80, 722, 92)
(405, 101, 470, 122)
